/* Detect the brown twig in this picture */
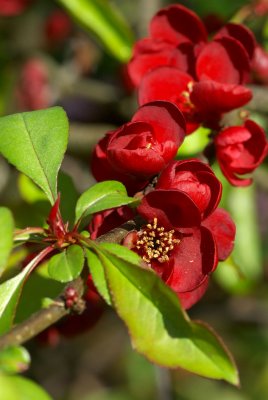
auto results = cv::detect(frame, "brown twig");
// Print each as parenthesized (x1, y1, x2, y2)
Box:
(0, 219, 138, 349)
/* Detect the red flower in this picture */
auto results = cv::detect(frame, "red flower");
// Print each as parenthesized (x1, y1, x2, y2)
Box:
(215, 119, 268, 186)
(156, 159, 222, 218)
(106, 101, 185, 179)
(124, 188, 235, 309)
(16, 58, 51, 111)
(0, 0, 31, 15)
(127, 38, 195, 88)
(252, 45, 268, 84)
(138, 67, 199, 134)
(149, 4, 207, 46)
(45, 10, 72, 44)
(127, 4, 205, 87)
(91, 133, 148, 196)
(214, 22, 256, 61)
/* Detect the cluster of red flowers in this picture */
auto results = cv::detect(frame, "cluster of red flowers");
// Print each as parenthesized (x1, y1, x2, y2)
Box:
(90, 4, 268, 309)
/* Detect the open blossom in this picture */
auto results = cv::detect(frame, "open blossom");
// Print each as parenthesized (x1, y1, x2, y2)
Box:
(127, 4, 206, 87)
(92, 101, 186, 183)
(124, 184, 235, 309)
(138, 34, 253, 131)
(129, 4, 255, 132)
(215, 119, 268, 186)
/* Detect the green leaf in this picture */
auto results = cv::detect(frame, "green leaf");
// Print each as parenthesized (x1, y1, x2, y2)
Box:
(0, 207, 14, 276)
(48, 245, 84, 283)
(0, 375, 53, 400)
(0, 107, 69, 204)
(58, 171, 79, 227)
(57, 0, 134, 62)
(0, 253, 43, 335)
(93, 246, 239, 385)
(86, 249, 112, 305)
(75, 180, 138, 222)
(0, 346, 30, 374)
(18, 174, 48, 204)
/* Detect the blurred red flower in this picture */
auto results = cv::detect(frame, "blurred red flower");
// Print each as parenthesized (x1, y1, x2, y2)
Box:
(215, 119, 268, 186)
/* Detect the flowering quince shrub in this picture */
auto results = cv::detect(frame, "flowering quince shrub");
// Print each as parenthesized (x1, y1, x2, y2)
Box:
(0, 3, 268, 397)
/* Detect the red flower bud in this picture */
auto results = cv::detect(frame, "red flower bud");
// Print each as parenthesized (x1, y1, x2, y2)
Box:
(90, 133, 148, 195)
(106, 101, 186, 179)
(215, 120, 268, 186)
(156, 159, 222, 218)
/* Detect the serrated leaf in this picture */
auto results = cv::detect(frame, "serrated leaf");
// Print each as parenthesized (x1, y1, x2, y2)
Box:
(94, 247, 239, 385)
(57, 0, 134, 62)
(0, 107, 69, 204)
(0, 207, 14, 276)
(75, 180, 138, 222)
(0, 252, 44, 335)
(0, 375, 52, 400)
(48, 245, 84, 283)
(0, 346, 30, 374)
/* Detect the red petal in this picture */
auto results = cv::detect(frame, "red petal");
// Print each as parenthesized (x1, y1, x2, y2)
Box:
(137, 189, 201, 230)
(202, 208, 236, 260)
(156, 159, 222, 218)
(196, 37, 250, 84)
(215, 23, 256, 60)
(127, 38, 193, 87)
(91, 134, 148, 195)
(165, 226, 217, 292)
(132, 100, 186, 147)
(190, 80, 252, 115)
(178, 277, 209, 309)
(138, 66, 193, 108)
(150, 4, 207, 46)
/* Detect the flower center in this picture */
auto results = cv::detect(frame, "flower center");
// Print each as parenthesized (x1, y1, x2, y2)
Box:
(135, 218, 180, 264)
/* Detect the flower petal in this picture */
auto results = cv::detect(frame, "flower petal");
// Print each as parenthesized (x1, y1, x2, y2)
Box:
(215, 22, 256, 60)
(137, 189, 201, 230)
(196, 37, 250, 84)
(150, 4, 207, 45)
(202, 208, 236, 260)
(178, 277, 209, 310)
(165, 226, 217, 292)
(132, 100, 186, 146)
(190, 80, 252, 115)
(127, 38, 193, 87)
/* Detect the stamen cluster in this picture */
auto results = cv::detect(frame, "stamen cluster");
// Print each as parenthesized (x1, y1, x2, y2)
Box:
(136, 218, 180, 264)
